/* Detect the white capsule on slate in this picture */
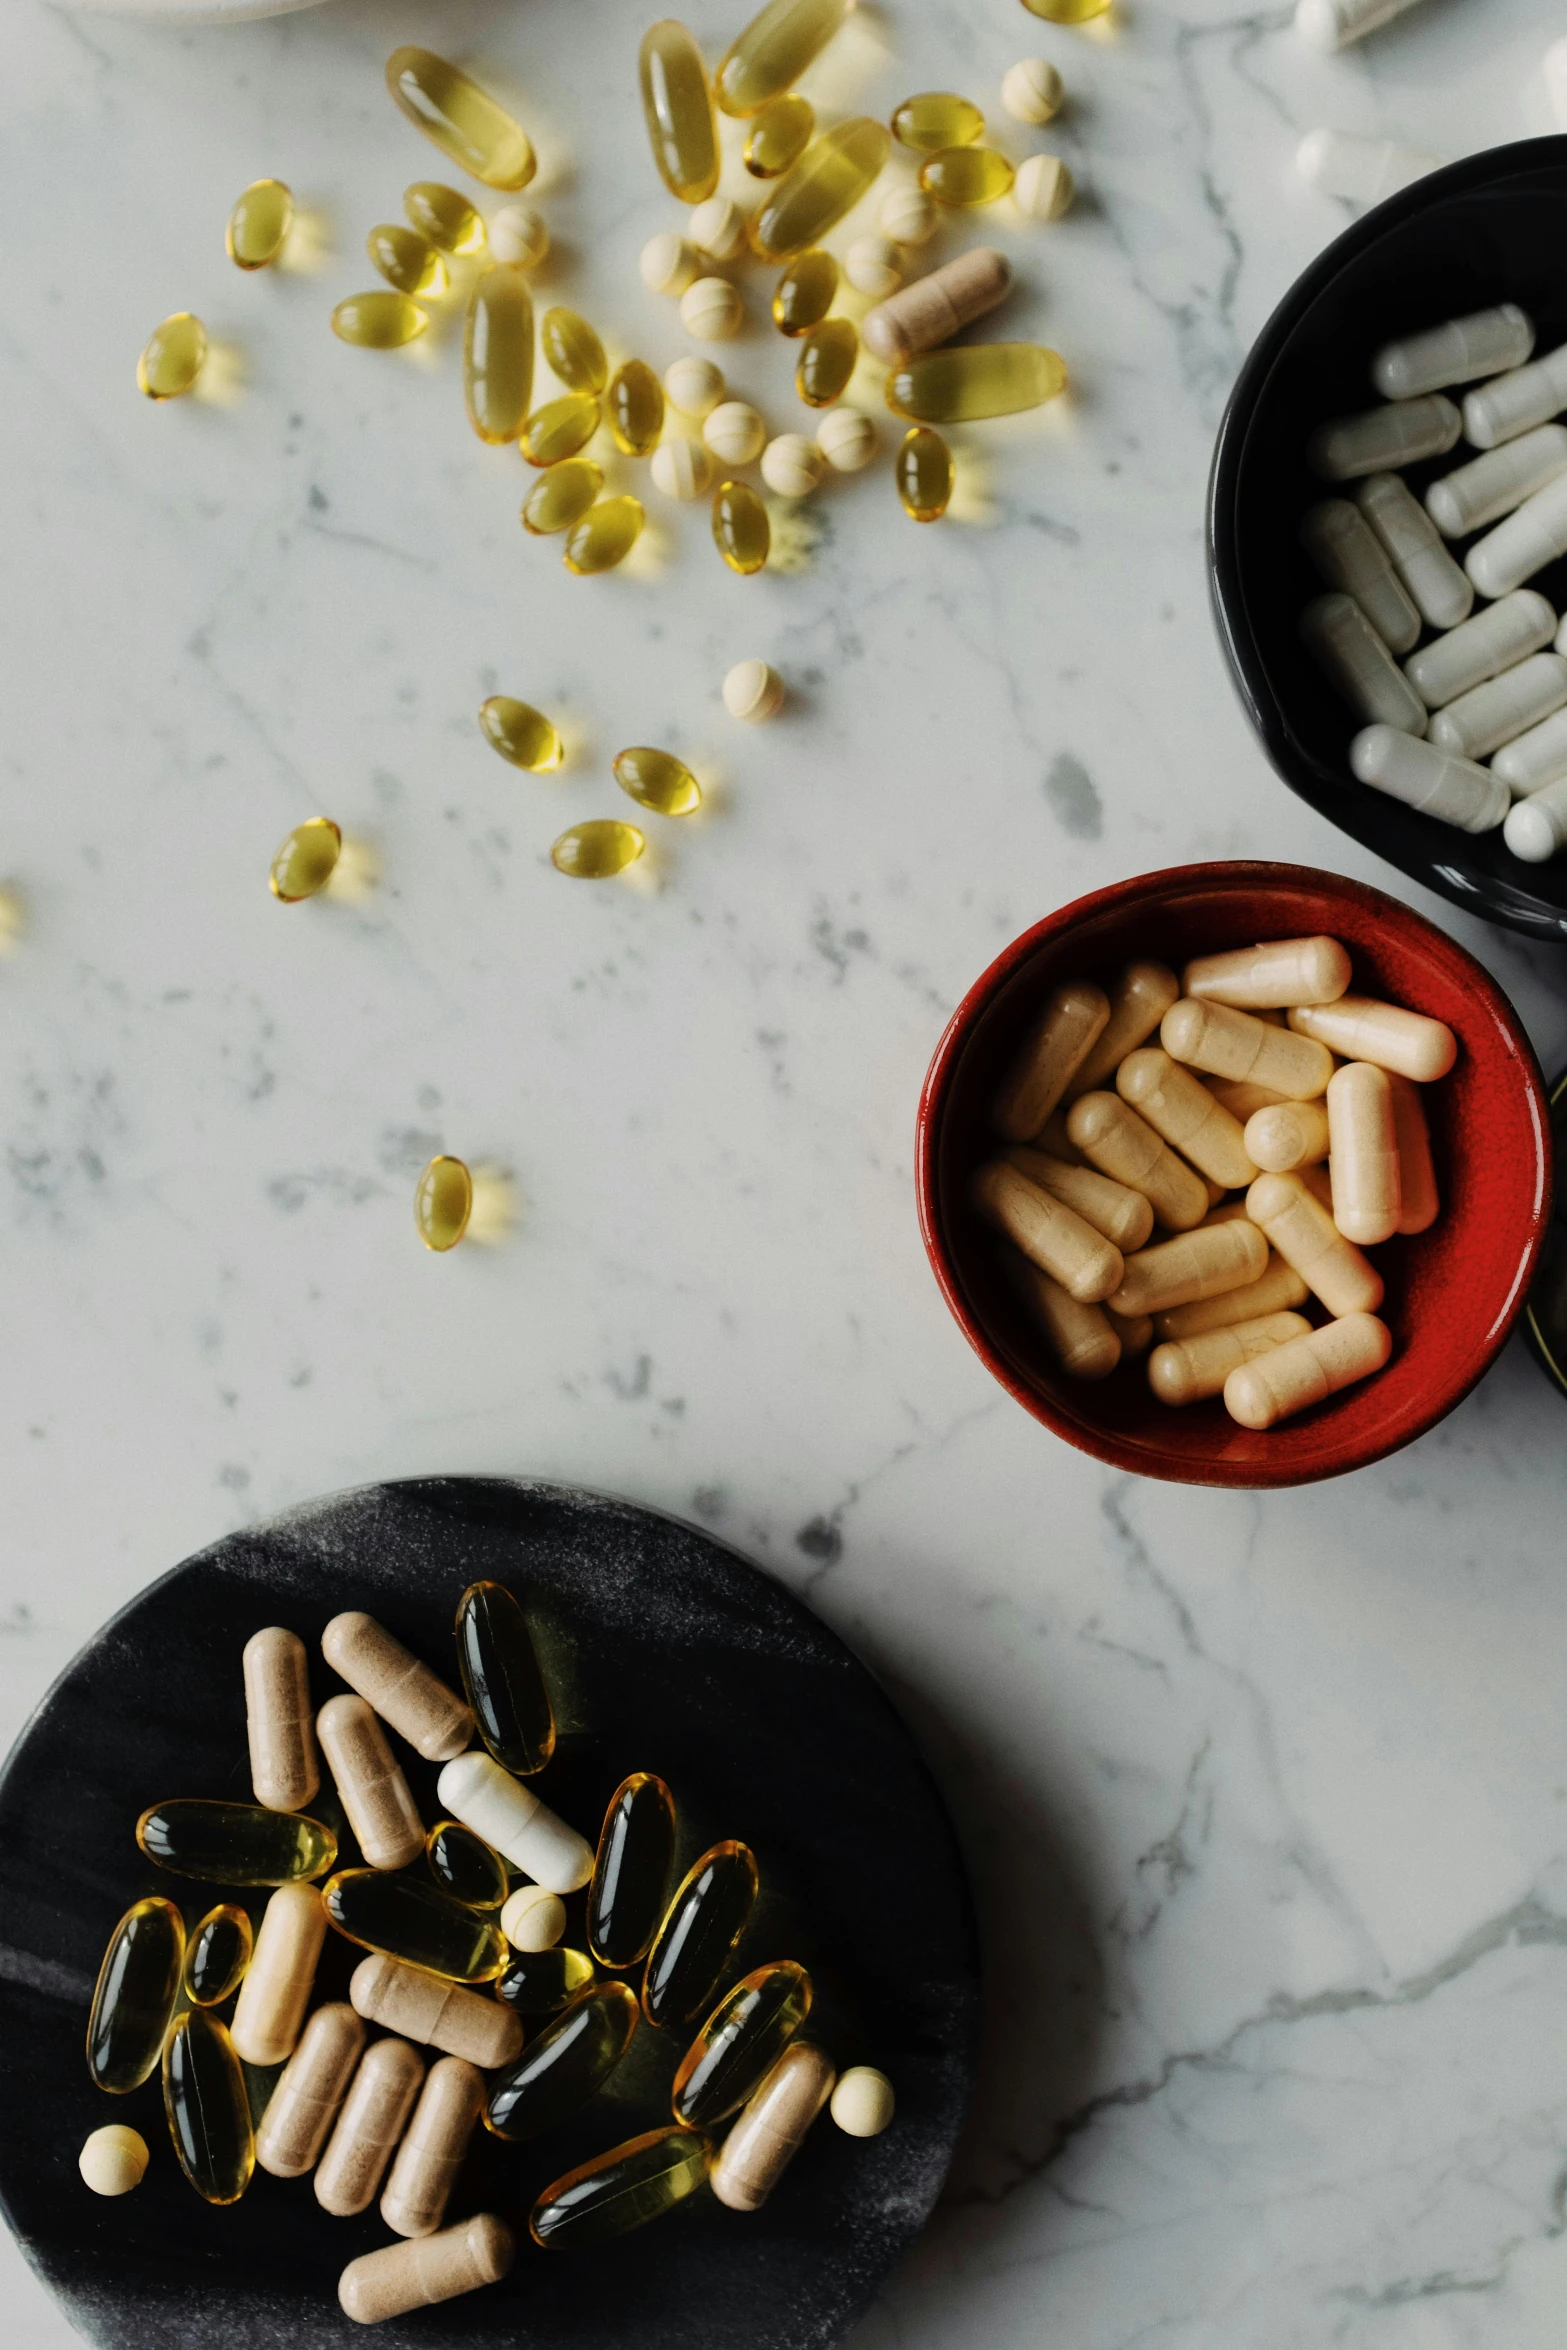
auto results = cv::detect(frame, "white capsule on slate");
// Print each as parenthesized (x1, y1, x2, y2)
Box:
(1350, 723, 1509, 832)
(1403, 590, 1557, 707)
(1309, 396, 1461, 482)
(1491, 706, 1567, 798)
(1425, 425, 1567, 538)
(1465, 472, 1567, 599)
(1371, 304, 1534, 402)
(1354, 473, 1472, 631)
(1427, 652, 1567, 761)
(1301, 595, 1427, 732)
(1504, 774, 1567, 859)
(1301, 499, 1420, 651)
(1463, 342, 1567, 451)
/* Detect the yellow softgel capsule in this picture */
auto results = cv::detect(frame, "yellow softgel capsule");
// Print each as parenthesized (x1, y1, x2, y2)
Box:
(897, 426, 953, 521)
(713, 479, 771, 574)
(551, 821, 646, 878)
(640, 20, 721, 204)
(417, 1156, 474, 1251)
(521, 394, 601, 467)
(921, 146, 1015, 206)
(1021, 0, 1109, 17)
(368, 223, 449, 298)
(466, 268, 535, 444)
(521, 460, 604, 536)
(892, 94, 984, 152)
(614, 748, 702, 815)
(405, 182, 487, 255)
(746, 95, 814, 178)
(270, 818, 342, 902)
(772, 250, 838, 336)
(888, 342, 1066, 422)
(332, 292, 428, 349)
(751, 120, 892, 260)
(164, 2011, 254, 2206)
(385, 47, 535, 190)
(796, 316, 857, 407)
(227, 179, 294, 270)
(479, 698, 564, 772)
(542, 308, 607, 396)
(563, 496, 645, 576)
(608, 360, 665, 457)
(137, 313, 206, 400)
(717, 0, 853, 117)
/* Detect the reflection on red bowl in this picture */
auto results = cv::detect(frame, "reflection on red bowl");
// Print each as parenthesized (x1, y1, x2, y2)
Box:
(916, 862, 1552, 1489)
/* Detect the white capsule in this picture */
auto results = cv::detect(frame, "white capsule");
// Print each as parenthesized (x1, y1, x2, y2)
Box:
(1354, 475, 1472, 631)
(1548, 37, 1567, 132)
(680, 276, 745, 342)
(703, 400, 766, 465)
(664, 355, 725, 417)
(844, 234, 902, 300)
(1309, 396, 1460, 482)
(1425, 425, 1567, 539)
(435, 1753, 593, 1893)
(723, 659, 786, 721)
(1491, 705, 1567, 798)
(1463, 342, 1567, 451)
(879, 185, 938, 247)
(760, 432, 823, 497)
(1301, 595, 1427, 732)
(817, 406, 877, 472)
(1295, 0, 1430, 47)
(1503, 774, 1567, 860)
(1428, 651, 1567, 761)
(1014, 154, 1075, 223)
(1403, 589, 1556, 707)
(488, 205, 548, 270)
(650, 435, 715, 500)
(1371, 304, 1533, 403)
(1466, 472, 1567, 599)
(1350, 724, 1509, 832)
(1295, 127, 1436, 207)
(1301, 499, 1420, 652)
(641, 231, 699, 297)
(689, 196, 747, 261)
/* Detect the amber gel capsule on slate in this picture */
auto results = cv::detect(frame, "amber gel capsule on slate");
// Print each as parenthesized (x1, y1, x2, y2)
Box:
(164, 2009, 254, 2205)
(486, 1982, 639, 2141)
(87, 1898, 185, 2092)
(643, 1840, 758, 2026)
(672, 1960, 812, 2126)
(589, 1773, 676, 1968)
(137, 1799, 336, 1885)
(497, 1946, 596, 2014)
(455, 1581, 556, 1775)
(184, 1905, 253, 2006)
(530, 2124, 712, 2248)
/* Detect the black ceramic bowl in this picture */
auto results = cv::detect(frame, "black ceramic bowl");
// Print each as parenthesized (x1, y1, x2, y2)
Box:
(1209, 135, 1567, 941)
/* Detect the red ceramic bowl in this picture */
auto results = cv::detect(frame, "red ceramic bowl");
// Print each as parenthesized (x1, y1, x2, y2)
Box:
(916, 862, 1552, 1488)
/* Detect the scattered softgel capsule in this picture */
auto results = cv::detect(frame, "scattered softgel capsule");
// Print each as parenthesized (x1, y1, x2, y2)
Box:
(227, 179, 293, 270)
(480, 697, 563, 772)
(640, 19, 721, 204)
(324, 1869, 508, 1983)
(136, 1800, 336, 1885)
(797, 317, 857, 407)
(643, 1840, 759, 2027)
(368, 224, 449, 298)
(163, 2009, 254, 2205)
(920, 147, 1015, 207)
(609, 360, 664, 456)
(672, 1960, 812, 2126)
(427, 1821, 507, 1910)
(589, 1774, 677, 1968)
(530, 2125, 712, 2248)
(523, 461, 604, 537)
(892, 93, 985, 152)
(332, 293, 427, 349)
(750, 119, 892, 260)
(486, 1984, 639, 2142)
(385, 47, 535, 190)
(417, 1154, 474, 1249)
(138, 314, 206, 400)
(465, 269, 534, 443)
(87, 1898, 185, 2093)
(270, 819, 342, 902)
(773, 249, 838, 336)
(564, 496, 645, 575)
(405, 183, 486, 255)
(887, 343, 1066, 423)
(521, 394, 601, 467)
(551, 821, 645, 877)
(184, 1905, 254, 2007)
(746, 94, 814, 177)
(497, 1947, 597, 2014)
(542, 307, 607, 396)
(455, 1580, 556, 1776)
(614, 747, 702, 815)
(713, 479, 771, 574)
(898, 427, 953, 521)
(716, 0, 852, 116)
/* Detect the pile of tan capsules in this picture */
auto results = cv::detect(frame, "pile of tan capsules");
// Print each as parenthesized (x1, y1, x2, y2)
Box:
(1301, 301, 1567, 866)
(973, 935, 1452, 1429)
(78, 1590, 894, 2327)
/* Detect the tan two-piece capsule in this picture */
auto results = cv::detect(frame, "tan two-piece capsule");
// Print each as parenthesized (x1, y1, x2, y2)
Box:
(711, 2041, 836, 2212)
(1162, 999, 1333, 1099)
(1205, 1077, 1288, 1122)
(381, 2056, 485, 2239)
(1110, 1219, 1268, 1319)
(1287, 997, 1456, 1083)
(970, 1161, 1123, 1304)
(1106, 1305, 1154, 1358)
(1326, 1063, 1400, 1244)
(1148, 1311, 1314, 1406)
(350, 1953, 522, 2070)
(1183, 937, 1351, 1010)
(1224, 1313, 1392, 1429)
(1245, 1173, 1384, 1316)
(1065, 1094, 1210, 1233)
(318, 1695, 425, 1872)
(992, 982, 1109, 1141)
(244, 1628, 320, 1811)
(1115, 1049, 1258, 1190)
(861, 247, 1013, 366)
(232, 1884, 327, 2066)
(1003, 1146, 1154, 1252)
(1152, 1254, 1309, 1340)
(1001, 1251, 1121, 1381)
(1389, 1073, 1439, 1234)
(322, 1613, 473, 1761)
(1062, 963, 1181, 1099)
(340, 2213, 515, 2325)
(316, 2037, 427, 2217)
(1243, 1100, 1330, 1173)
(257, 2002, 366, 2178)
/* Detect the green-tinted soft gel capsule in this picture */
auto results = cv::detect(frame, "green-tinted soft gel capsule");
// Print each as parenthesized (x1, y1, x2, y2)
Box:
(323, 1868, 508, 1982)
(589, 1774, 677, 1970)
(368, 223, 449, 298)
(530, 2125, 712, 2248)
(427, 1820, 508, 1910)
(496, 1946, 596, 2014)
(551, 821, 645, 878)
(563, 496, 645, 576)
(749, 118, 890, 260)
(642, 1840, 758, 2027)
(227, 178, 294, 270)
(479, 697, 563, 773)
(183, 1904, 254, 2006)
(797, 316, 857, 407)
(671, 1959, 812, 2125)
(891, 93, 984, 152)
(614, 747, 702, 817)
(745, 94, 814, 177)
(521, 394, 601, 467)
(712, 480, 770, 575)
(455, 1580, 556, 1775)
(86, 1898, 186, 2092)
(404, 182, 486, 255)
(416, 1154, 473, 1251)
(608, 360, 665, 458)
(137, 313, 207, 400)
(542, 307, 607, 396)
(486, 1983, 638, 2141)
(772, 250, 837, 337)
(137, 1801, 337, 1886)
(716, 0, 852, 117)
(331, 292, 428, 349)
(270, 818, 341, 902)
(163, 2010, 254, 2204)
(522, 461, 605, 538)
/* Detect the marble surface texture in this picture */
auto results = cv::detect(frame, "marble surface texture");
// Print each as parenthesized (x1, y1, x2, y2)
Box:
(4, 0, 1567, 2344)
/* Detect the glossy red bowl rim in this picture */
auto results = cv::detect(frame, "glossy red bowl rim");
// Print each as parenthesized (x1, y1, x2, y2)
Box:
(915, 860, 1551, 1489)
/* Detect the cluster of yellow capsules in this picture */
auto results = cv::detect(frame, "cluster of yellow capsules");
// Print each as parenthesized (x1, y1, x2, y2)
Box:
(973, 935, 1453, 1428)
(80, 1589, 895, 2324)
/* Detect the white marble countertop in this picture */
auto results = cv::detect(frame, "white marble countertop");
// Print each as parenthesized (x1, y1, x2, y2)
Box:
(6, 0, 1567, 2340)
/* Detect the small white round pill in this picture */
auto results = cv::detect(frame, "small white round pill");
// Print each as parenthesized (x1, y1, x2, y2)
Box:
(817, 406, 877, 472)
(500, 1882, 567, 1951)
(641, 231, 700, 297)
(723, 660, 785, 722)
(703, 399, 766, 465)
(663, 355, 725, 418)
(1014, 153, 1075, 223)
(79, 2125, 149, 2197)
(761, 433, 824, 497)
(487, 204, 549, 269)
(681, 276, 745, 342)
(1002, 58, 1064, 125)
(879, 184, 938, 247)
(651, 436, 716, 500)
(689, 195, 748, 262)
(830, 2067, 895, 2137)
(844, 233, 902, 300)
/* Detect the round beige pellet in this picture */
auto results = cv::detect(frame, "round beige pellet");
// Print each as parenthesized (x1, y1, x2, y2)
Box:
(664, 355, 725, 417)
(830, 2066, 896, 2137)
(79, 2126, 149, 2197)
(689, 195, 747, 261)
(651, 436, 715, 500)
(641, 231, 699, 297)
(703, 399, 766, 465)
(500, 1883, 566, 1951)
(487, 204, 548, 269)
(845, 233, 902, 299)
(817, 406, 877, 472)
(1015, 153, 1075, 222)
(1002, 58, 1064, 125)
(723, 659, 786, 721)
(680, 275, 744, 342)
(879, 184, 938, 246)
(761, 433, 823, 497)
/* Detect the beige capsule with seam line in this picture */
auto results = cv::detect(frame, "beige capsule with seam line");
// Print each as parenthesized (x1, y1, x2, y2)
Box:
(998, 1248, 1121, 1381)
(256, 2002, 365, 2179)
(316, 2036, 427, 2217)
(970, 1161, 1123, 1304)
(1109, 1218, 1268, 1320)
(1224, 1312, 1392, 1430)
(1152, 1253, 1309, 1341)
(1326, 1062, 1401, 1245)
(340, 2212, 515, 2324)
(350, 1952, 522, 2070)
(711, 2041, 836, 2213)
(1287, 996, 1456, 1083)
(1203, 1076, 1289, 1122)
(322, 1613, 474, 1763)
(1245, 1172, 1383, 1316)
(1161, 998, 1333, 1100)
(244, 1628, 319, 1812)
(1002, 1145, 1154, 1252)
(991, 981, 1110, 1141)
(1116, 1048, 1258, 1190)
(317, 1695, 425, 1873)
(1066, 1092, 1209, 1233)
(1243, 1100, 1330, 1174)
(1183, 936, 1351, 1011)
(1148, 1311, 1314, 1407)
(381, 2056, 486, 2239)
(1062, 962, 1180, 1100)
(231, 1883, 327, 2067)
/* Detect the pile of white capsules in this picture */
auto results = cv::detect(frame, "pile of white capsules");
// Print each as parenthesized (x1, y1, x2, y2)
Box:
(972, 936, 1451, 1429)
(1302, 302, 1567, 865)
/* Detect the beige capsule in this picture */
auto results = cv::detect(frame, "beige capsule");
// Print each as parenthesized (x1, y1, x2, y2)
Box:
(243, 1627, 320, 1812)
(861, 247, 1013, 368)
(1002, 1145, 1154, 1252)
(1033, 1107, 1082, 1164)
(1326, 1062, 1401, 1245)
(1000, 1249, 1121, 1381)
(316, 2037, 427, 2217)
(1062, 962, 1181, 1100)
(1162, 998, 1334, 1100)
(381, 2056, 486, 2239)
(1287, 996, 1456, 1083)
(1148, 1311, 1314, 1406)
(350, 1953, 522, 2070)
(317, 1695, 425, 1872)
(1106, 1305, 1154, 1357)
(1116, 1048, 1258, 1190)
(1389, 1072, 1440, 1234)
(231, 1884, 326, 2067)
(1065, 1093, 1209, 1233)
(321, 1613, 473, 1763)
(1224, 1312, 1393, 1430)
(1245, 1172, 1384, 1316)
(1110, 1219, 1269, 1320)
(1300, 1161, 1335, 1212)
(256, 2002, 365, 2179)
(1243, 1100, 1331, 1173)
(1153, 1254, 1309, 1341)
(340, 2212, 515, 2325)
(1183, 936, 1352, 1009)
(711, 2041, 835, 2213)
(970, 1161, 1123, 1305)
(1204, 1076, 1289, 1122)
(992, 980, 1110, 1140)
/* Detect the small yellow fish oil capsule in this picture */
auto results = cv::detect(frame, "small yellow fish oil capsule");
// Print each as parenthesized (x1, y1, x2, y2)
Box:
(480, 696, 564, 772)
(332, 292, 428, 349)
(608, 359, 665, 457)
(563, 496, 645, 576)
(428, 1821, 508, 1910)
(136, 1799, 337, 1885)
(751, 119, 893, 260)
(772, 249, 838, 336)
(897, 426, 953, 520)
(269, 818, 342, 902)
(521, 393, 601, 466)
(717, 0, 853, 116)
(921, 146, 1016, 206)
(1021, 0, 1110, 17)
(551, 821, 645, 878)
(184, 1905, 254, 2007)
(137, 313, 206, 401)
(746, 94, 814, 177)
(542, 307, 607, 396)
(486, 1983, 638, 2143)
(324, 1869, 508, 1982)
(713, 478, 771, 574)
(888, 341, 1067, 422)
(589, 1774, 677, 1968)
(892, 93, 985, 152)
(531, 2125, 712, 2248)
(497, 1946, 597, 2015)
(466, 267, 535, 444)
(672, 1961, 813, 2126)
(385, 47, 535, 190)
(639, 20, 721, 204)
(417, 1154, 474, 1250)
(163, 2010, 255, 2205)
(367, 223, 449, 298)
(87, 1898, 185, 2093)
(643, 1841, 759, 2027)
(405, 182, 486, 255)
(227, 178, 294, 270)
(614, 747, 703, 815)
(797, 315, 857, 407)
(521, 460, 604, 536)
